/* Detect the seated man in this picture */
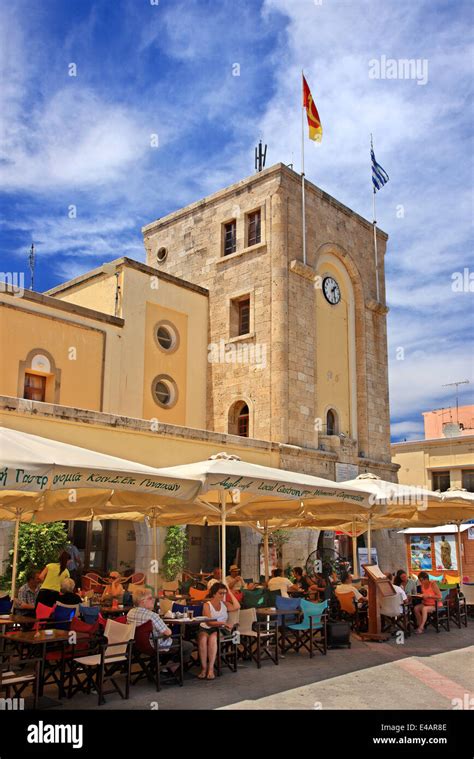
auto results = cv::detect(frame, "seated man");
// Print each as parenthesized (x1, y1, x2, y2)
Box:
(267, 568, 300, 598)
(127, 588, 194, 667)
(225, 565, 245, 592)
(335, 571, 367, 612)
(207, 568, 223, 590)
(16, 569, 41, 616)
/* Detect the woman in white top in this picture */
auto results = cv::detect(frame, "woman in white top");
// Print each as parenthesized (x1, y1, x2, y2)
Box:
(198, 582, 240, 680)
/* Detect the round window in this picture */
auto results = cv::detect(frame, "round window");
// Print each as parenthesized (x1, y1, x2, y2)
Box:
(152, 376, 178, 408)
(154, 321, 179, 353)
(157, 247, 168, 263)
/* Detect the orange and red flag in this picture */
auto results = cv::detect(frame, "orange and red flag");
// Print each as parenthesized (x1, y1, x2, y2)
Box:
(302, 74, 323, 142)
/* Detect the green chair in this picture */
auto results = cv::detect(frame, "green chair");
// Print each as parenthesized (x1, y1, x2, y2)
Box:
(241, 588, 266, 609)
(285, 600, 328, 657)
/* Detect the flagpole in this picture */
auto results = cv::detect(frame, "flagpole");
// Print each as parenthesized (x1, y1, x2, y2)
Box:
(301, 71, 306, 266)
(371, 134, 380, 302)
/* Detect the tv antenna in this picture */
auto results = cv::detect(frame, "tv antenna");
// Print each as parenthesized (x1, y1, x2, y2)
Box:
(28, 243, 35, 290)
(442, 380, 470, 424)
(255, 140, 267, 173)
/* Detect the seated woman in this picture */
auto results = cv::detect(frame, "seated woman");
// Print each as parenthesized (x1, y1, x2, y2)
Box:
(414, 571, 442, 634)
(197, 583, 240, 680)
(102, 571, 125, 603)
(394, 569, 418, 596)
(58, 577, 81, 606)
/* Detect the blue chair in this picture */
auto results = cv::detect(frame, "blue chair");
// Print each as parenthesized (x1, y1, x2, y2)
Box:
(79, 605, 100, 625)
(286, 600, 328, 657)
(51, 605, 76, 630)
(171, 602, 202, 616)
(275, 596, 302, 654)
(275, 595, 301, 626)
(0, 596, 12, 614)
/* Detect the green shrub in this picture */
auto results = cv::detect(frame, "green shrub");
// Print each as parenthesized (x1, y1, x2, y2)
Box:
(8, 522, 68, 587)
(162, 526, 188, 581)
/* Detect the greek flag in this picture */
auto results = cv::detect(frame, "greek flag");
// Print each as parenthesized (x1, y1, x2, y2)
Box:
(371, 144, 389, 192)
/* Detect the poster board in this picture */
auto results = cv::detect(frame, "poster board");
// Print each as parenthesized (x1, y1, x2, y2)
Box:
(434, 535, 458, 571)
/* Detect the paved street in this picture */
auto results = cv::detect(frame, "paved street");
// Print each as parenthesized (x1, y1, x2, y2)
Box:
(53, 625, 473, 711)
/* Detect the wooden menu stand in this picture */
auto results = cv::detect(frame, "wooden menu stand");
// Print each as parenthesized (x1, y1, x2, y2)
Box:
(358, 564, 395, 641)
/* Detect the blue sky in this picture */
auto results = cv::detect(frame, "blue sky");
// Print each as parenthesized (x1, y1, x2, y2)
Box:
(1, 0, 473, 441)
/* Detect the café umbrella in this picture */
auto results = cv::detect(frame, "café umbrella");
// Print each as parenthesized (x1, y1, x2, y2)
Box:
(149, 453, 373, 581)
(0, 427, 202, 596)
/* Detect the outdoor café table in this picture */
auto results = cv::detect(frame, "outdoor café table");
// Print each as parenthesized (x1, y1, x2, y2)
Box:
(256, 607, 303, 655)
(160, 615, 212, 640)
(0, 614, 36, 652)
(1, 628, 88, 702)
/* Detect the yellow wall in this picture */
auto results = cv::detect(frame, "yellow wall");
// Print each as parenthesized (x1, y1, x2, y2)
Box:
(315, 259, 353, 437)
(53, 272, 121, 318)
(0, 410, 278, 469)
(392, 438, 474, 489)
(49, 261, 208, 430)
(143, 302, 188, 424)
(0, 303, 104, 410)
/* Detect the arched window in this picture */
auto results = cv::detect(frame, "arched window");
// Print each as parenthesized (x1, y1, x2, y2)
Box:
(228, 401, 250, 437)
(326, 408, 338, 435)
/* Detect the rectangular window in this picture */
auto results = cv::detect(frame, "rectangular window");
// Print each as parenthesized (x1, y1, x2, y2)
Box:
(238, 298, 250, 335)
(247, 210, 261, 247)
(24, 373, 46, 402)
(223, 220, 237, 255)
(432, 471, 450, 492)
(462, 470, 474, 492)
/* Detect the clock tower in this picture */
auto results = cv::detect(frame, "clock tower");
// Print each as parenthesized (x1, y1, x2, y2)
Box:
(143, 162, 394, 477)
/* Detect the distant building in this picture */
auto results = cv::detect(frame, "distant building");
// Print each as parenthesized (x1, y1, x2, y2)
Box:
(392, 405, 474, 493)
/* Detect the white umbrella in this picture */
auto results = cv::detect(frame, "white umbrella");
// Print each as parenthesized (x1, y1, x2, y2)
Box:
(154, 453, 373, 580)
(334, 472, 444, 565)
(0, 427, 201, 596)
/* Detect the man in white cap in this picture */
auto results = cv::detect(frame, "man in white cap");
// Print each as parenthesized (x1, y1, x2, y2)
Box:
(225, 565, 245, 591)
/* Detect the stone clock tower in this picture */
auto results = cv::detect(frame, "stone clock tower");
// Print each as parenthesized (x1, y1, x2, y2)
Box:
(142, 162, 401, 569)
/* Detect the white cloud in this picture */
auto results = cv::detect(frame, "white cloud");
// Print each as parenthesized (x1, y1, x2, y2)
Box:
(390, 420, 425, 441)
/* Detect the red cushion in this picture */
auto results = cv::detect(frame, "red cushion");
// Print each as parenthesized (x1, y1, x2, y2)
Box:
(70, 617, 99, 635)
(36, 602, 55, 619)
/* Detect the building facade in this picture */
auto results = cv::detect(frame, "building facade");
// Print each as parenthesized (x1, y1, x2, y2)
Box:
(1, 163, 405, 582)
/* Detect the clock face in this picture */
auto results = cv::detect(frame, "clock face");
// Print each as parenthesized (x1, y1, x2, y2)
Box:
(322, 276, 341, 305)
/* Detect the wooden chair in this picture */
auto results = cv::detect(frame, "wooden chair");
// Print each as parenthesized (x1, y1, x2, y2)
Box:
(189, 587, 208, 603)
(424, 593, 450, 633)
(460, 583, 474, 615)
(335, 592, 367, 632)
(126, 573, 145, 587)
(131, 620, 183, 691)
(447, 588, 468, 629)
(380, 600, 413, 637)
(285, 600, 328, 658)
(238, 608, 279, 668)
(68, 618, 136, 705)
(216, 610, 240, 676)
(162, 581, 179, 597)
(0, 652, 41, 709)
